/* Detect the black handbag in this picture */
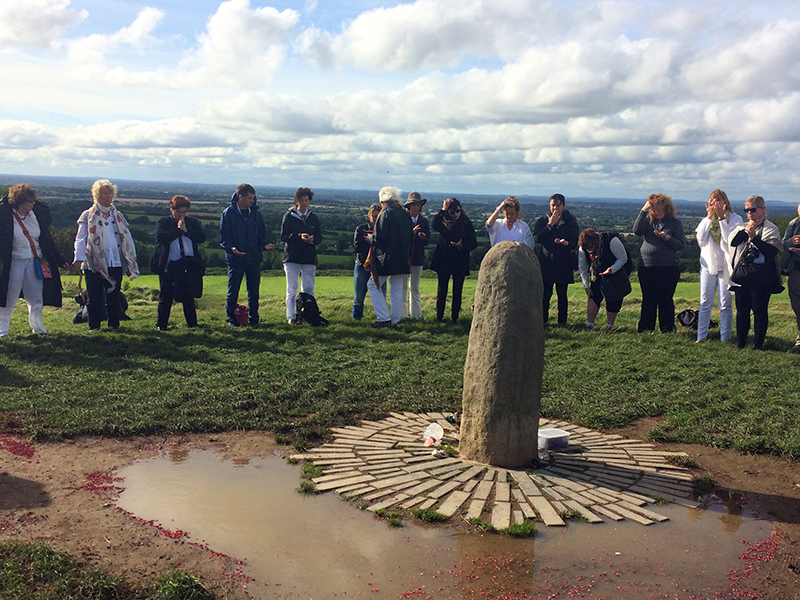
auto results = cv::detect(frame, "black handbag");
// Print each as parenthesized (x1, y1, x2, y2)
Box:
(600, 268, 631, 303)
(730, 244, 764, 287)
(169, 236, 205, 302)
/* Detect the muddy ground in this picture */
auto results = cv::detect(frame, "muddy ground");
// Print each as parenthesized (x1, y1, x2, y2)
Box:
(1, 429, 798, 599)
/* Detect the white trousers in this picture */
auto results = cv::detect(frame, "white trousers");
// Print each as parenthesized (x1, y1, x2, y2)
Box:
(0, 258, 45, 336)
(284, 262, 316, 319)
(368, 273, 405, 324)
(401, 265, 423, 319)
(698, 267, 732, 341)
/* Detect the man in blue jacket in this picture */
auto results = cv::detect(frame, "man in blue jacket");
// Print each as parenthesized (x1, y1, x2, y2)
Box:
(220, 184, 274, 325)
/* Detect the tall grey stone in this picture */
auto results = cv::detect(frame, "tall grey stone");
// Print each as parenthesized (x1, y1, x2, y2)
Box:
(460, 242, 544, 468)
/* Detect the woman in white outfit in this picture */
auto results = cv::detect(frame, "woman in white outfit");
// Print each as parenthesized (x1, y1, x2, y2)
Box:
(695, 189, 743, 343)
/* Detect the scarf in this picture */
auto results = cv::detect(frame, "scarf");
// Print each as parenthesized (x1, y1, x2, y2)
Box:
(85, 203, 140, 289)
(709, 211, 729, 244)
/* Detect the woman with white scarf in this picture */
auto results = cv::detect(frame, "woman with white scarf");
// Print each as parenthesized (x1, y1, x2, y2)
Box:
(694, 189, 742, 343)
(729, 195, 783, 350)
(72, 179, 139, 331)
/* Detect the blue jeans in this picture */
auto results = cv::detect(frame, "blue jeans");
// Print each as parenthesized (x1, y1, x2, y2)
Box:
(226, 261, 262, 324)
(352, 264, 385, 319)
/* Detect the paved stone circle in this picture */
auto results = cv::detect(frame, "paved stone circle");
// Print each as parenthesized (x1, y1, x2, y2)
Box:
(289, 412, 698, 529)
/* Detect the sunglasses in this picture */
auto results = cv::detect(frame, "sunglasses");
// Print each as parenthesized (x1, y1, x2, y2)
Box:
(744, 207, 760, 213)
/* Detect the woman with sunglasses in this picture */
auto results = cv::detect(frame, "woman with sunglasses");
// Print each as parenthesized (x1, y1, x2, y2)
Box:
(729, 195, 783, 349)
(431, 198, 477, 323)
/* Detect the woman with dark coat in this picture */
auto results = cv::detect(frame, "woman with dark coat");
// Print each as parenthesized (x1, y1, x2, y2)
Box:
(150, 195, 207, 331)
(431, 198, 478, 323)
(281, 187, 322, 324)
(0, 184, 69, 336)
(532, 193, 579, 325)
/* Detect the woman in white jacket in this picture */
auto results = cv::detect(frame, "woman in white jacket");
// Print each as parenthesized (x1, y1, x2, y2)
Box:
(695, 189, 742, 342)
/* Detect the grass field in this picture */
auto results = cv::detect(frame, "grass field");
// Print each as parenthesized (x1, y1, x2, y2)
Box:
(1, 273, 799, 459)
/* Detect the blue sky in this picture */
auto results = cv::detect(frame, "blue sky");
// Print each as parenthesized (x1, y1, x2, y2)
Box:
(1, 0, 800, 202)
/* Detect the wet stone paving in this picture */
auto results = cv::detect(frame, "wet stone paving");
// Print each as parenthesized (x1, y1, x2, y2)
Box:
(289, 412, 699, 530)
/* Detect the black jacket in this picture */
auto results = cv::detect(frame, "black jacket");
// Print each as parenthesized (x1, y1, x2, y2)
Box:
(0, 197, 66, 308)
(368, 203, 413, 276)
(353, 222, 373, 267)
(150, 215, 206, 275)
(533, 210, 579, 284)
(430, 211, 478, 276)
(409, 214, 431, 266)
(281, 209, 321, 265)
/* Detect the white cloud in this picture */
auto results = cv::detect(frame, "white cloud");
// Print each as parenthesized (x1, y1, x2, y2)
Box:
(0, 120, 57, 148)
(299, 0, 560, 71)
(64, 0, 298, 89)
(0, 0, 86, 50)
(67, 7, 164, 66)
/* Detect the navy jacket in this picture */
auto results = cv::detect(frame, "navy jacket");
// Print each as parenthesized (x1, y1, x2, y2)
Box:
(220, 196, 269, 265)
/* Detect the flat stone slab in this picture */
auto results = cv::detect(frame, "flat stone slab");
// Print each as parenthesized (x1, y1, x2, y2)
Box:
(294, 413, 697, 532)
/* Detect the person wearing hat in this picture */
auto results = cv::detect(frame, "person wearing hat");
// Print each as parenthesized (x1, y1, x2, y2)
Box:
(402, 191, 430, 319)
(365, 186, 414, 327)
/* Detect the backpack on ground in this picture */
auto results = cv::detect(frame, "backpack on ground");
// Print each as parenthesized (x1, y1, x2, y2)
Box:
(295, 292, 328, 326)
(677, 309, 717, 331)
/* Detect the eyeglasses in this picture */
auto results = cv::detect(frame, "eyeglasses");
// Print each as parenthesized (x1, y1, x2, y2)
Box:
(744, 207, 760, 213)
(448, 209, 461, 215)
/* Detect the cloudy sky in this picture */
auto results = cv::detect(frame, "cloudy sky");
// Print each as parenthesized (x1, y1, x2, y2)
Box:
(1, 0, 799, 201)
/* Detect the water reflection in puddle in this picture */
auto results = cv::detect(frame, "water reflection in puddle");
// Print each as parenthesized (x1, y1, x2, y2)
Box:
(117, 449, 771, 599)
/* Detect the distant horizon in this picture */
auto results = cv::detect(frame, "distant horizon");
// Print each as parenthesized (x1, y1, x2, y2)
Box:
(3, 172, 799, 209)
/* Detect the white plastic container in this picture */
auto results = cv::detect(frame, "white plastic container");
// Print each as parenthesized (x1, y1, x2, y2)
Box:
(538, 428, 570, 450)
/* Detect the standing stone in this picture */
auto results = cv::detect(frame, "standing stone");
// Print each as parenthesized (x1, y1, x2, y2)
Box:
(460, 242, 544, 468)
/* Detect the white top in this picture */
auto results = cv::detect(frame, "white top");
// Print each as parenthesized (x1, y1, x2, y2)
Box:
(486, 218, 534, 248)
(578, 236, 627, 289)
(74, 209, 123, 267)
(11, 209, 42, 260)
(695, 212, 743, 282)
(168, 234, 195, 263)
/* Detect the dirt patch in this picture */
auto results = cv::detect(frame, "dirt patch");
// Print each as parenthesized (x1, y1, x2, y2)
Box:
(0, 432, 281, 598)
(1, 428, 799, 599)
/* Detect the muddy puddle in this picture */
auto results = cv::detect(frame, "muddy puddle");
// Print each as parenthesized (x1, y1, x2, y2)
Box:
(116, 449, 773, 599)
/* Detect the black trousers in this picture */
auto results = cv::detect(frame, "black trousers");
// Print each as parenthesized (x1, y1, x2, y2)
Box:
(734, 285, 771, 349)
(436, 272, 465, 322)
(84, 267, 123, 329)
(157, 273, 197, 329)
(542, 280, 569, 324)
(638, 266, 680, 332)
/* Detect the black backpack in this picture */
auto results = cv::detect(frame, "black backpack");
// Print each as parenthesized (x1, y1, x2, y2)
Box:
(677, 309, 717, 331)
(295, 292, 328, 326)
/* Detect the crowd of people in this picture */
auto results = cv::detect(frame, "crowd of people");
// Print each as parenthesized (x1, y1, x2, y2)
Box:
(2, 180, 799, 351)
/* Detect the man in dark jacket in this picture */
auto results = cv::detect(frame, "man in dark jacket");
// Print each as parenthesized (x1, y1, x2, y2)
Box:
(219, 184, 274, 326)
(533, 193, 579, 325)
(366, 186, 413, 327)
(783, 203, 800, 351)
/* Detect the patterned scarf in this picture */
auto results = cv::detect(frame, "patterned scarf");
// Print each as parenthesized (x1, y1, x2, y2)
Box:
(709, 211, 729, 244)
(85, 203, 140, 289)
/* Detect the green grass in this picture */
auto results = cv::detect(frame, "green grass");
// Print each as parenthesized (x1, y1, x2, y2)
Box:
(0, 541, 223, 600)
(1, 274, 799, 459)
(502, 522, 536, 537)
(410, 508, 449, 523)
